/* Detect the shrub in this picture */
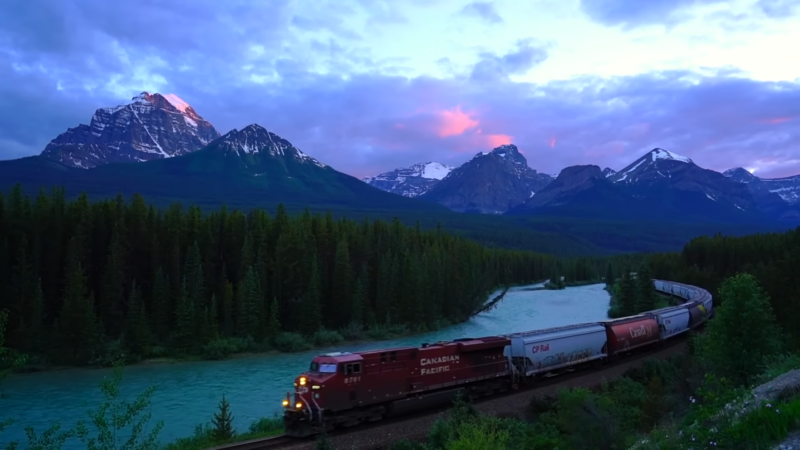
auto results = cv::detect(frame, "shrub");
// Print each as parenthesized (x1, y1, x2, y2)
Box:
(274, 332, 310, 353)
(202, 336, 255, 360)
(312, 328, 345, 347)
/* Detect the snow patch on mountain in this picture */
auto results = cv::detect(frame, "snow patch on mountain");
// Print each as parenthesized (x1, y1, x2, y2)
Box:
(216, 124, 327, 168)
(651, 148, 692, 164)
(421, 162, 453, 180)
(724, 167, 800, 205)
(362, 161, 455, 197)
(163, 94, 190, 113)
(41, 91, 220, 169)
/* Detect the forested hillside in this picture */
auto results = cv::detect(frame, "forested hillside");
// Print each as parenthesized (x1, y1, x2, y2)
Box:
(648, 226, 800, 349)
(0, 186, 576, 366)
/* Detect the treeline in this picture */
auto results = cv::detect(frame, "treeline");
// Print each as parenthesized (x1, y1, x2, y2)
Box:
(605, 262, 660, 318)
(0, 186, 577, 366)
(647, 226, 800, 350)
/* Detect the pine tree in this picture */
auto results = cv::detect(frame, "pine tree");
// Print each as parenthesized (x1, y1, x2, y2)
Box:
(635, 262, 657, 312)
(173, 278, 195, 353)
(618, 268, 637, 316)
(211, 394, 235, 442)
(184, 241, 205, 338)
(222, 281, 234, 336)
(267, 297, 281, 343)
(299, 257, 322, 336)
(236, 267, 260, 339)
(58, 237, 101, 364)
(123, 281, 151, 356)
(208, 294, 219, 340)
(25, 278, 46, 354)
(150, 267, 169, 340)
(101, 226, 126, 339)
(696, 273, 784, 386)
(604, 262, 614, 288)
(330, 239, 352, 328)
(350, 265, 368, 327)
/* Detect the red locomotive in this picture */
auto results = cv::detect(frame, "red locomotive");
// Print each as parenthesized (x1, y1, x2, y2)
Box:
(282, 279, 714, 437)
(282, 336, 511, 437)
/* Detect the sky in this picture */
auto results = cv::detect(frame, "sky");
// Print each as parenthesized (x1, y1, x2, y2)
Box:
(1, 0, 799, 179)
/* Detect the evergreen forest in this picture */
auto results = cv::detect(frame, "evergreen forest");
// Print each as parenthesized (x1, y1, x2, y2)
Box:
(648, 227, 800, 350)
(0, 186, 631, 367)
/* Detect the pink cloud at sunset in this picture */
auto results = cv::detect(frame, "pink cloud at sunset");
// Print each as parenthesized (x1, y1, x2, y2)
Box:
(761, 117, 794, 124)
(436, 106, 479, 137)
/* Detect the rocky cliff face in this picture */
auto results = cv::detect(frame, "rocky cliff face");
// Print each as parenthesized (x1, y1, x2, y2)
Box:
(523, 165, 610, 208)
(362, 162, 454, 197)
(610, 148, 758, 212)
(419, 144, 553, 214)
(40, 92, 220, 168)
(724, 167, 800, 205)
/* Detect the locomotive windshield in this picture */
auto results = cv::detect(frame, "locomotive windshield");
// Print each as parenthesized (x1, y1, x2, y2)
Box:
(309, 362, 337, 373)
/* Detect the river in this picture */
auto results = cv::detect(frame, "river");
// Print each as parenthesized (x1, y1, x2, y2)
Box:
(1, 282, 611, 448)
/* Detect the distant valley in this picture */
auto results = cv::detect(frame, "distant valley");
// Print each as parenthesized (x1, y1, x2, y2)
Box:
(1, 91, 797, 255)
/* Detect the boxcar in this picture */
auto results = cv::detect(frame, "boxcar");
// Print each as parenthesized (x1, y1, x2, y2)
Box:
(647, 306, 690, 340)
(503, 323, 607, 377)
(602, 315, 660, 358)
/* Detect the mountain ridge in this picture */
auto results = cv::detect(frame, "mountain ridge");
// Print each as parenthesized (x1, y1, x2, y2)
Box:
(362, 161, 454, 197)
(418, 144, 554, 214)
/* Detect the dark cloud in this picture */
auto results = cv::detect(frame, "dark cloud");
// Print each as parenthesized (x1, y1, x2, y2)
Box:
(460, 2, 504, 23)
(1, 0, 800, 180)
(470, 39, 549, 83)
(579, 0, 723, 28)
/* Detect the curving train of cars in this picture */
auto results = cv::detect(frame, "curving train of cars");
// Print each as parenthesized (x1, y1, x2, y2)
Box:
(282, 279, 713, 437)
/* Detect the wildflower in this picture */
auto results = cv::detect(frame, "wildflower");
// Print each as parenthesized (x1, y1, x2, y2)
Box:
(776, 409, 780, 414)
(766, 403, 772, 408)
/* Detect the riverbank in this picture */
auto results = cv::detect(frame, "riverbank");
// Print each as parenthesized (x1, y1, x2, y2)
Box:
(0, 280, 615, 447)
(8, 281, 556, 376)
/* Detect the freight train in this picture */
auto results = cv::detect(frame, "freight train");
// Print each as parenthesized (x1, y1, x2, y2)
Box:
(282, 279, 713, 437)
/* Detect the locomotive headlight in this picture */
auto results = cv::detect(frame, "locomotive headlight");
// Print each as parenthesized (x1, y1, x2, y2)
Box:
(282, 399, 289, 407)
(295, 402, 303, 409)
(299, 377, 307, 386)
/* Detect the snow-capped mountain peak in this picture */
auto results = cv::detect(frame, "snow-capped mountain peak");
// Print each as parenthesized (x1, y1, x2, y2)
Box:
(41, 91, 220, 169)
(215, 124, 327, 167)
(611, 148, 696, 184)
(362, 161, 455, 197)
(722, 167, 758, 183)
(651, 148, 692, 164)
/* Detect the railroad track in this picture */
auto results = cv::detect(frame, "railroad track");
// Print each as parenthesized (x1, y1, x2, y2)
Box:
(206, 283, 705, 449)
(204, 331, 696, 450)
(207, 433, 300, 450)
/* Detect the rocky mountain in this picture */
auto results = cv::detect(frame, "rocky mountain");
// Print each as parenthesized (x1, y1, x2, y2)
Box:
(522, 165, 627, 209)
(723, 167, 800, 205)
(722, 167, 800, 222)
(362, 162, 454, 197)
(0, 124, 449, 215)
(608, 148, 758, 212)
(418, 144, 554, 214)
(508, 149, 775, 225)
(602, 167, 617, 178)
(40, 92, 220, 169)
